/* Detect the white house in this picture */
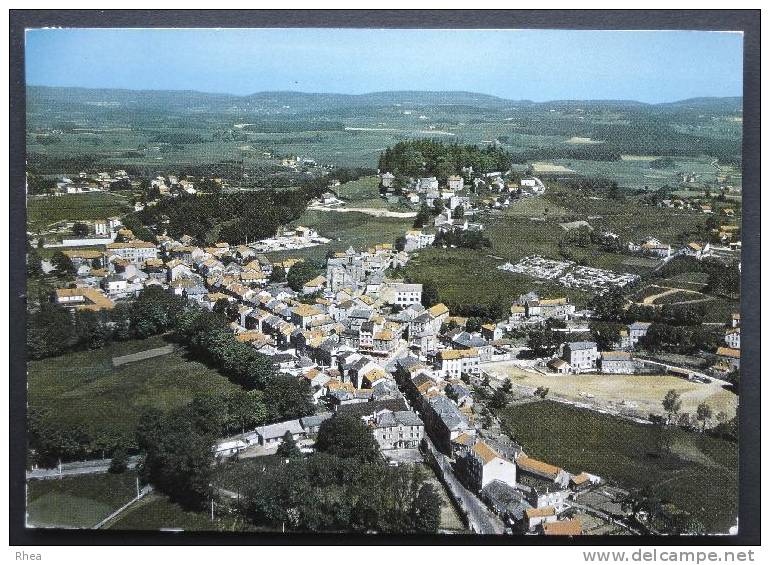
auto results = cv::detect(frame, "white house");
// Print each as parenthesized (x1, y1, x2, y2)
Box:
(456, 441, 517, 493)
(447, 175, 464, 191)
(725, 327, 740, 350)
(561, 341, 599, 373)
(436, 348, 480, 379)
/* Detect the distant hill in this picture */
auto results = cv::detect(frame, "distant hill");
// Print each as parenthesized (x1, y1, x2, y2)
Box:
(27, 85, 742, 115)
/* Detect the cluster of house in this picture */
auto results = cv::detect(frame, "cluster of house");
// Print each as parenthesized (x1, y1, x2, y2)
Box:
(380, 170, 546, 212)
(714, 313, 741, 374)
(279, 155, 317, 169)
(147, 174, 199, 199)
(53, 170, 130, 194)
(499, 255, 640, 294)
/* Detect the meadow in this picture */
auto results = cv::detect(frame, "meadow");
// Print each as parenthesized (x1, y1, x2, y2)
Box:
(27, 192, 133, 231)
(26, 471, 139, 529)
(27, 335, 240, 451)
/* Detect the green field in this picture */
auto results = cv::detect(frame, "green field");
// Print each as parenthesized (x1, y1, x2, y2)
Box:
(403, 183, 708, 309)
(28, 335, 240, 451)
(404, 247, 590, 309)
(106, 493, 218, 531)
(499, 400, 738, 533)
(27, 471, 139, 528)
(27, 192, 132, 231)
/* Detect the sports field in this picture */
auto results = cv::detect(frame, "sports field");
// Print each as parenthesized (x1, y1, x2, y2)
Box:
(486, 362, 737, 421)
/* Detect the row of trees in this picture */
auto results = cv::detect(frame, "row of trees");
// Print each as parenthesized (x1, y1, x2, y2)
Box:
(433, 228, 492, 250)
(27, 286, 190, 359)
(640, 324, 721, 355)
(591, 288, 710, 327)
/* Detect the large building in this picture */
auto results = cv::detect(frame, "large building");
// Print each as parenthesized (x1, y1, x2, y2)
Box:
(371, 410, 424, 450)
(600, 351, 635, 374)
(403, 230, 436, 252)
(435, 348, 480, 379)
(383, 282, 423, 306)
(561, 341, 599, 373)
(422, 394, 472, 454)
(105, 241, 159, 263)
(456, 441, 517, 493)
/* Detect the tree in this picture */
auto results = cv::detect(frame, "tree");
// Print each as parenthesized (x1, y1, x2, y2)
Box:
(420, 281, 440, 308)
(696, 402, 713, 431)
(226, 390, 267, 434)
(51, 250, 76, 277)
(286, 261, 321, 292)
(73, 309, 112, 349)
(412, 205, 432, 229)
(109, 446, 128, 473)
(72, 222, 90, 237)
(452, 205, 465, 219)
(212, 298, 231, 318)
(489, 388, 509, 410)
(589, 321, 622, 351)
(465, 317, 482, 333)
(276, 431, 303, 460)
(27, 303, 75, 359)
(263, 374, 314, 421)
(662, 390, 682, 423)
(590, 288, 625, 322)
(136, 403, 216, 510)
(27, 247, 43, 278)
(315, 414, 380, 462)
(269, 265, 286, 283)
(527, 329, 560, 357)
(409, 484, 441, 532)
(394, 235, 406, 252)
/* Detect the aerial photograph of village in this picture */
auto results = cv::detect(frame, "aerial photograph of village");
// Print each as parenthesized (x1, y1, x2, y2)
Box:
(23, 27, 743, 537)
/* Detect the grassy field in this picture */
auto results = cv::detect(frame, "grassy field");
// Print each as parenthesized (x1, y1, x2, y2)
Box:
(487, 363, 738, 420)
(27, 192, 132, 231)
(498, 400, 738, 533)
(27, 471, 139, 528)
(402, 183, 704, 309)
(27, 335, 240, 450)
(404, 247, 590, 309)
(106, 493, 218, 531)
(332, 176, 388, 207)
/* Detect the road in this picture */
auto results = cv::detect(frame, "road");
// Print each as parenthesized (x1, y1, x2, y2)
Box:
(306, 205, 417, 218)
(423, 437, 505, 535)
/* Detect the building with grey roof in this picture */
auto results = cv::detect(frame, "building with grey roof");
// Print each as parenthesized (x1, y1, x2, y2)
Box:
(255, 419, 305, 447)
(423, 394, 471, 455)
(561, 341, 599, 373)
(372, 410, 425, 450)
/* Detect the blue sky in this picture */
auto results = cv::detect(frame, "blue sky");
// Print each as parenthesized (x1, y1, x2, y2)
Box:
(25, 28, 743, 103)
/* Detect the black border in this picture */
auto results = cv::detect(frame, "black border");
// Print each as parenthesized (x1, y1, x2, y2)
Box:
(9, 9, 761, 547)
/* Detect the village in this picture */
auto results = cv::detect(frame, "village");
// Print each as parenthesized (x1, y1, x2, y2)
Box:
(34, 161, 743, 537)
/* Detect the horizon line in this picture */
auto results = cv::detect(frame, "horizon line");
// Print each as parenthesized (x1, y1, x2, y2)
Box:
(26, 84, 743, 106)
